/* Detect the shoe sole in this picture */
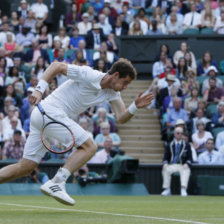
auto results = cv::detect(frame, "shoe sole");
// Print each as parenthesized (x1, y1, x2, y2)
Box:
(40, 188, 75, 206)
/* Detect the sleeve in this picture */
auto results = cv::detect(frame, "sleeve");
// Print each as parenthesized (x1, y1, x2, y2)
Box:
(198, 154, 203, 164)
(67, 64, 105, 90)
(108, 91, 121, 102)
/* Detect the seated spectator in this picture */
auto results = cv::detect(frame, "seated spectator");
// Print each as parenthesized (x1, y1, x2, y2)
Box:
(203, 77, 224, 104)
(15, 25, 34, 48)
(215, 127, 224, 151)
(166, 5, 184, 25)
(26, 74, 38, 89)
(190, 108, 211, 134)
(53, 27, 70, 50)
(214, 9, 224, 34)
(129, 14, 148, 35)
(128, 20, 144, 35)
(184, 51, 197, 75)
(10, 11, 20, 32)
(198, 139, 222, 164)
(93, 42, 117, 65)
(89, 137, 114, 164)
(94, 121, 121, 150)
(173, 42, 196, 68)
(101, 5, 116, 28)
(69, 26, 85, 50)
(151, 7, 166, 34)
(24, 10, 36, 34)
(31, 56, 46, 80)
(184, 88, 201, 116)
(183, 2, 201, 30)
(176, 57, 188, 81)
(26, 167, 49, 184)
(3, 33, 24, 57)
(166, 97, 188, 132)
(72, 50, 88, 66)
(51, 40, 61, 62)
(106, 33, 118, 55)
(17, 0, 29, 19)
(78, 118, 93, 139)
(98, 13, 112, 36)
(152, 52, 167, 78)
(202, 66, 222, 94)
(86, 23, 107, 50)
(154, 44, 172, 62)
(94, 58, 108, 72)
(98, 0, 118, 21)
(211, 101, 224, 127)
(147, 20, 163, 35)
(197, 52, 218, 76)
(138, 8, 150, 28)
(201, 5, 215, 29)
(2, 129, 25, 160)
(181, 70, 200, 97)
(54, 48, 71, 64)
(30, 0, 49, 24)
(120, 3, 133, 24)
(77, 13, 92, 35)
(166, 12, 183, 35)
(35, 24, 52, 49)
(0, 22, 15, 45)
(112, 16, 128, 36)
(25, 38, 50, 66)
(192, 119, 213, 155)
(92, 107, 115, 137)
(65, 3, 81, 34)
(92, 0, 104, 15)
(161, 127, 192, 197)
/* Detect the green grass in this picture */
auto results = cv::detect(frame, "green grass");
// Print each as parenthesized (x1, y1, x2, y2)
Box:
(0, 195, 223, 224)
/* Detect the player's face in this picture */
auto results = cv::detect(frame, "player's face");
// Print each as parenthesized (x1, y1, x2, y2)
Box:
(112, 74, 132, 91)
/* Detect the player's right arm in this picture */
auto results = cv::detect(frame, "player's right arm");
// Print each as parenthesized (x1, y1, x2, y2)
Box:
(31, 61, 68, 104)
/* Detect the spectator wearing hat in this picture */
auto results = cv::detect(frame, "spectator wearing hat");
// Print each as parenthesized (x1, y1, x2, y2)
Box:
(94, 121, 121, 151)
(77, 13, 92, 35)
(70, 26, 85, 49)
(98, 0, 118, 21)
(17, 0, 29, 19)
(197, 52, 218, 76)
(161, 127, 192, 197)
(198, 139, 222, 165)
(53, 27, 70, 50)
(166, 97, 188, 132)
(211, 101, 224, 127)
(201, 65, 222, 95)
(203, 77, 224, 104)
(86, 23, 107, 50)
(15, 25, 34, 47)
(192, 119, 213, 155)
(30, 0, 48, 23)
(2, 129, 25, 160)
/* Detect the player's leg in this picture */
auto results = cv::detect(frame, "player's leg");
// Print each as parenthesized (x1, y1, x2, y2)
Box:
(0, 158, 38, 184)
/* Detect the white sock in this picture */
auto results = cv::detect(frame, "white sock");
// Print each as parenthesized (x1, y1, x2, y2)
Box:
(52, 167, 71, 183)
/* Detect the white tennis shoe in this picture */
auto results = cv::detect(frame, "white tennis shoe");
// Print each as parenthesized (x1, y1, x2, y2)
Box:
(161, 188, 171, 196)
(40, 180, 75, 206)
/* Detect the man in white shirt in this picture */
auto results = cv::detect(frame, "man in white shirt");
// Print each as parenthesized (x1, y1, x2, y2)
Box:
(31, 0, 48, 22)
(89, 137, 114, 164)
(183, 3, 201, 29)
(0, 58, 154, 206)
(98, 13, 112, 36)
(215, 129, 224, 151)
(198, 139, 222, 165)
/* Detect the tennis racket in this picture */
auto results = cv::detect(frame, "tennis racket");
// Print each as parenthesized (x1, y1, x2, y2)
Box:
(37, 103, 75, 154)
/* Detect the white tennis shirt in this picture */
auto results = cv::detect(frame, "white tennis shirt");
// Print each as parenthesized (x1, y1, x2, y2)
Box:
(42, 64, 121, 117)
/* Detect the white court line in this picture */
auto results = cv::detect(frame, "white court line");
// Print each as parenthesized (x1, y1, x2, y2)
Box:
(0, 202, 210, 224)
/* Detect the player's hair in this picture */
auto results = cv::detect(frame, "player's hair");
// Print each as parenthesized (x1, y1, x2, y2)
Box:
(108, 58, 137, 80)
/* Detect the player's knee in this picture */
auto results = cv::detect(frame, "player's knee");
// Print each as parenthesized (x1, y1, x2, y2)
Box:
(17, 159, 38, 176)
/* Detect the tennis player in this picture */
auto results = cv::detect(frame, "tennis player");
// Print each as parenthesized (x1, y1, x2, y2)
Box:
(0, 58, 154, 205)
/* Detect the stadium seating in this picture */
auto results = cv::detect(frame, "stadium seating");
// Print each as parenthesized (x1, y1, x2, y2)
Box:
(183, 28, 200, 35)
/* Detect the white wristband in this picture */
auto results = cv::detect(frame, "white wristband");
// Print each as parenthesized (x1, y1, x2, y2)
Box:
(35, 79, 48, 94)
(128, 101, 138, 115)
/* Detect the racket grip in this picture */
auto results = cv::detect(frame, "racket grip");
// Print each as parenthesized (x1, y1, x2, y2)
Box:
(37, 103, 45, 114)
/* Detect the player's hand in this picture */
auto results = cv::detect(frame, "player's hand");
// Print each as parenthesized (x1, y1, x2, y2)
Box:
(135, 91, 154, 109)
(30, 90, 43, 105)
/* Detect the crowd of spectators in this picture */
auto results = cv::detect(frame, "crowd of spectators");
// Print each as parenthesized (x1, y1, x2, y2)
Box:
(0, 0, 224, 168)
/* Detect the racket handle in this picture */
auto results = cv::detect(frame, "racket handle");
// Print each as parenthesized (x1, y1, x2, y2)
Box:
(37, 103, 45, 115)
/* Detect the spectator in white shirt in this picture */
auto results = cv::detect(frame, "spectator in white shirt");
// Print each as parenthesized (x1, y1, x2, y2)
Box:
(77, 13, 92, 35)
(30, 0, 48, 23)
(214, 9, 224, 34)
(53, 27, 70, 50)
(0, 22, 15, 45)
(183, 3, 201, 30)
(198, 139, 222, 165)
(98, 13, 112, 36)
(88, 137, 114, 164)
(215, 129, 224, 151)
(152, 51, 167, 78)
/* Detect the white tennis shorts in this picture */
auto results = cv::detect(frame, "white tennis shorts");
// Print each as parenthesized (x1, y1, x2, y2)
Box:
(23, 105, 91, 163)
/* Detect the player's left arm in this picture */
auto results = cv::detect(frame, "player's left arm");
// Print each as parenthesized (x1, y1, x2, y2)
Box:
(110, 92, 154, 124)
